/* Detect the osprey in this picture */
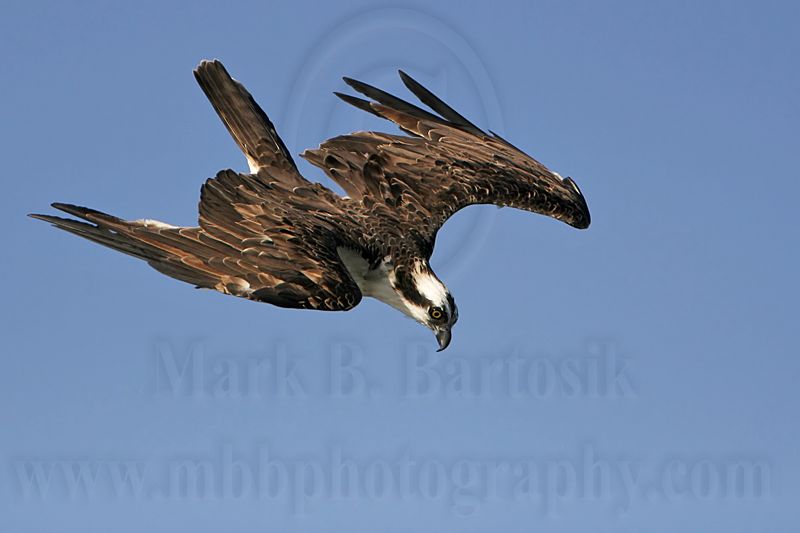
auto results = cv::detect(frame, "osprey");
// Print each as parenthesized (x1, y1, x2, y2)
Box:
(31, 60, 590, 351)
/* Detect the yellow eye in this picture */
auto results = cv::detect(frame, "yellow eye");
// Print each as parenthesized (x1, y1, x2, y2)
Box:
(429, 307, 444, 320)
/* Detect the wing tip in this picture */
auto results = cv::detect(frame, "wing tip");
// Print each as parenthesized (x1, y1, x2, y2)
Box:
(28, 212, 100, 235)
(396, 69, 416, 88)
(334, 91, 383, 118)
(28, 212, 54, 223)
(51, 202, 113, 220)
(341, 76, 377, 96)
(29, 207, 87, 225)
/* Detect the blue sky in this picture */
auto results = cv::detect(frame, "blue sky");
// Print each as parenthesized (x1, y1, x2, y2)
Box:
(1, 1, 798, 532)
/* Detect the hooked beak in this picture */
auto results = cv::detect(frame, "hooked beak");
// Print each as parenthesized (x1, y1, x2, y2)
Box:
(435, 327, 452, 352)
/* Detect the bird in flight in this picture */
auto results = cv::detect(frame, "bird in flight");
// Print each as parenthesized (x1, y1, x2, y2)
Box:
(31, 60, 590, 351)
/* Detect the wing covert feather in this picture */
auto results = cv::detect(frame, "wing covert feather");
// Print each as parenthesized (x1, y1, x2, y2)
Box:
(303, 71, 591, 244)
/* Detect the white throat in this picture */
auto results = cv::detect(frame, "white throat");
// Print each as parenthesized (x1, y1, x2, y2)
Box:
(337, 248, 439, 324)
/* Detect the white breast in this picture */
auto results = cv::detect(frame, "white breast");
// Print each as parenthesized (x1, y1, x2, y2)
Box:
(337, 247, 408, 313)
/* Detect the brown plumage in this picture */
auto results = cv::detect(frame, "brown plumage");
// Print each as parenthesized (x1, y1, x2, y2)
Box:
(30, 60, 590, 332)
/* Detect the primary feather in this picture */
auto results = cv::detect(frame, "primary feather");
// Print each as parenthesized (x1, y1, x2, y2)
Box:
(31, 60, 590, 349)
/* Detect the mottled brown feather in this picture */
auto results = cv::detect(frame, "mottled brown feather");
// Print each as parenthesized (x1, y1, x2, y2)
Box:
(31, 62, 590, 313)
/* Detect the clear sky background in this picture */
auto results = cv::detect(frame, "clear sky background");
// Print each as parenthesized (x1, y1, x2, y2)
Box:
(1, 1, 798, 532)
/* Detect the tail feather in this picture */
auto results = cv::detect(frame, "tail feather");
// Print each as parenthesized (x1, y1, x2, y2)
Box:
(193, 59, 304, 185)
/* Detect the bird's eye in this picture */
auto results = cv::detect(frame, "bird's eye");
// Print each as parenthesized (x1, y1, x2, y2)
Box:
(429, 306, 445, 320)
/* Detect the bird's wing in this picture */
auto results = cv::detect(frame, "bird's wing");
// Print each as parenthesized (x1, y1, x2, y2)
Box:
(31, 60, 363, 311)
(302, 71, 590, 248)
(31, 170, 362, 311)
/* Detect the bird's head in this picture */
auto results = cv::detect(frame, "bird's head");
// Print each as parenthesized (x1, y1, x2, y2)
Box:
(391, 260, 458, 351)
